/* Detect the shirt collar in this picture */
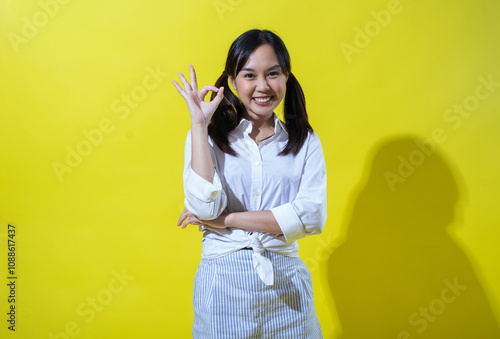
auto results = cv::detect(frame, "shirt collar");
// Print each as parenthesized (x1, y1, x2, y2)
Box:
(234, 113, 288, 135)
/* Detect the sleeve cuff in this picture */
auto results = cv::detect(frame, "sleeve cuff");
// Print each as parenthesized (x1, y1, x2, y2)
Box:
(271, 203, 306, 243)
(185, 167, 222, 203)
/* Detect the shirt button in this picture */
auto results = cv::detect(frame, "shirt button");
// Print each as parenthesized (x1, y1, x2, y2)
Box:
(254, 161, 261, 166)
(254, 191, 260, 196)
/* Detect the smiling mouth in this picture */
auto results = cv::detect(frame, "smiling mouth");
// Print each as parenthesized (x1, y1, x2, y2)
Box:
(253, 96, 273, 103)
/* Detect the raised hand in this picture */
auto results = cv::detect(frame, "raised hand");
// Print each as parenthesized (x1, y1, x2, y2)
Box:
(172, 64, 225, 127)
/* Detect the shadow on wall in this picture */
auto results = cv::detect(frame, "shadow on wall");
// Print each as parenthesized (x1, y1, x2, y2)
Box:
(327, 136, 500, 339)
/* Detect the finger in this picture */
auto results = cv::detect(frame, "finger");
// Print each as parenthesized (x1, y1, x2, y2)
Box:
(177, 208, 191, 226)
(181, 218, 191, 228)
(211, 86, 225, 105)
(177, 212, 185, 226)
(189, 65, 198, 91)
(171, 80, 188, 98)
(199, 85, 222, 101)
(181, 216, 202, 229)
(177, 72, 192, 91)
(179, 214, 190, 228)
(182, 207, 196, 218)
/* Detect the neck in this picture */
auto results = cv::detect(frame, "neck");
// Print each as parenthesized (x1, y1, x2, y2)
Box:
(244, 113, 276, 144)
(243, 111, 275, 130)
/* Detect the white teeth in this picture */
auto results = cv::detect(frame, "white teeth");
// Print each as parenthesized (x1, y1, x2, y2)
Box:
(254, 97, 271, 103)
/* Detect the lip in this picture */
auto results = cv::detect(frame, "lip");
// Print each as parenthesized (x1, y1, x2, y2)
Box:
(252, 96, 273, 105)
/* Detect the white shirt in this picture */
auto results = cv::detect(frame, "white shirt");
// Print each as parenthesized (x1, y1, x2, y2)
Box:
(183, 114, 327, 285)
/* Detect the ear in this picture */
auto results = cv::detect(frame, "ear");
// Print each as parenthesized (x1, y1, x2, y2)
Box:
(229, 76, 237, 90)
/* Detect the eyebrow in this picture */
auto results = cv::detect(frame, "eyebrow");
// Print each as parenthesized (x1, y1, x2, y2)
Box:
(241, 65, 281, 72)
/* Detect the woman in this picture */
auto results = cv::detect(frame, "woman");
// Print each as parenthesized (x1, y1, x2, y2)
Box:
(173, 29, 327, 338)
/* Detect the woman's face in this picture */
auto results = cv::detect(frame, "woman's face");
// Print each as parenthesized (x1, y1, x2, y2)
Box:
(230, 44, 288, 124)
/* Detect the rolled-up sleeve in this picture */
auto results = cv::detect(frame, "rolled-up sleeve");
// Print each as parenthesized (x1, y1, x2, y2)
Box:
(183, 131, 227, 220)
(271, 132, 327, 243)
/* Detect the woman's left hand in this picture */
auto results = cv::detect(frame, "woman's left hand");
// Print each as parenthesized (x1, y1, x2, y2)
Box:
(177, 208, 228, 229)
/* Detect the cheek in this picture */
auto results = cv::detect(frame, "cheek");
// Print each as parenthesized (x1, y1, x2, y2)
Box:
(281, 78, 288, 90)
(271, 79, 286, 92)
(236, 82, 252, 96)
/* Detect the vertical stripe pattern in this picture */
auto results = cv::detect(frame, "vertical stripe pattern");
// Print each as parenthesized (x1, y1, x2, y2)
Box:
(192, 250, 323, 338)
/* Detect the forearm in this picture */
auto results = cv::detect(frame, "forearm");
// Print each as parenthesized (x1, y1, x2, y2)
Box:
(190, 124, 214, 183)
(205, 210, 283, 234)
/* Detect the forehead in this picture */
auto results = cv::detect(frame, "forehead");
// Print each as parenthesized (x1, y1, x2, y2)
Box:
(241, 44, 279, 69)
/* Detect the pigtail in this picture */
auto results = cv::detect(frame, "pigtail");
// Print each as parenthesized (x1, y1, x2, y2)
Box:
(280, 72, 313, 156)
(208, 71, 244, 156)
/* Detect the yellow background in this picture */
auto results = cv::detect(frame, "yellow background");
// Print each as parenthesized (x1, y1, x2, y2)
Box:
(1, 0, 499, 338)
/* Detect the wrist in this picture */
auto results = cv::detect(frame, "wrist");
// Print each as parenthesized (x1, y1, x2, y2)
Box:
(191, 122, 209, 131)
(222, 212, 233, 227)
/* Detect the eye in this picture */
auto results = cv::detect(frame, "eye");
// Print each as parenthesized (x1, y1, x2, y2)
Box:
(243, 73, 255, 78)
(268, 71, 280, 76)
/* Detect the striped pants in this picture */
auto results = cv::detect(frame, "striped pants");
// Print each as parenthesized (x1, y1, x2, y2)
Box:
(192, 249, 323, 338)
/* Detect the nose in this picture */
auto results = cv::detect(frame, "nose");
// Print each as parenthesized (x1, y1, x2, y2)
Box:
(256, 76, 270, 91)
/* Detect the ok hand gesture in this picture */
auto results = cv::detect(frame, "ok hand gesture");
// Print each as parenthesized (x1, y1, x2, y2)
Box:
(172, 65, 225, 127)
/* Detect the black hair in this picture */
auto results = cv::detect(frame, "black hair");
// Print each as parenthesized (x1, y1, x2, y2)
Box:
(209, 29, 313, 156)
